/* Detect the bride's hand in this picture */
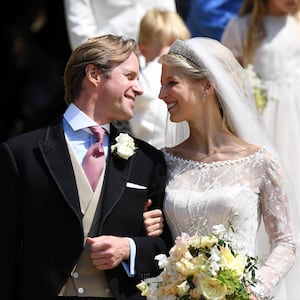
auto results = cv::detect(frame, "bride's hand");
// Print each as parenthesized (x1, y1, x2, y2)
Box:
(143, 199, 164, 237)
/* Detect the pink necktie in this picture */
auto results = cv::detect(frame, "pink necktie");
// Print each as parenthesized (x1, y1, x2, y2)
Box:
(82, 126, 106, 191)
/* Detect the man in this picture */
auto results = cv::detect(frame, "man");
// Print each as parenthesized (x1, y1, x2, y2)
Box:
(63, 0, 177, 135)
(1, 34, 171, 300)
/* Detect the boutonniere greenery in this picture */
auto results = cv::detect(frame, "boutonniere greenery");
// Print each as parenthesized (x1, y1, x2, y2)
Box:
(111, 133, 137, 160)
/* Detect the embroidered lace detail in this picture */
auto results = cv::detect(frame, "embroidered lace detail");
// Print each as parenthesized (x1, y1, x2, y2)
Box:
(163, 147, 265, 167)
(162, 147, 295, 299)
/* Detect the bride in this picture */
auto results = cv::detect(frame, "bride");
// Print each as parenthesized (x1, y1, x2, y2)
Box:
(143, 37, 296, 299)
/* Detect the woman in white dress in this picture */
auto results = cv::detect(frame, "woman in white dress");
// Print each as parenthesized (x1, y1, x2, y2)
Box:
(143, 37, 296, 299)
(221, 1, 300, 297)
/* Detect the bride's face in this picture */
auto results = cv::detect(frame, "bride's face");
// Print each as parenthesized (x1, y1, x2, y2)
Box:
(159, 64, 204, 123)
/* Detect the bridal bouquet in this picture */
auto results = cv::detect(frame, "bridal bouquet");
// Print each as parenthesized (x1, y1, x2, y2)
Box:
(137, 223, 258, 300)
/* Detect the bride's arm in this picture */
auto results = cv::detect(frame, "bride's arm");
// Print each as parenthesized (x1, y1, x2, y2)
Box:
(251, 155, 296, 298)
(144, 199, 164, 237)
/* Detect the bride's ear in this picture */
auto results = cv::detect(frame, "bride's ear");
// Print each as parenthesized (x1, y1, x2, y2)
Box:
(200, 80, 214, 102)
(203, 80, 213, 91)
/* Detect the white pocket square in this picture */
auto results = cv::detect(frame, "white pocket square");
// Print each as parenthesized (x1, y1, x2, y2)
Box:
(126, 182, 147, 189)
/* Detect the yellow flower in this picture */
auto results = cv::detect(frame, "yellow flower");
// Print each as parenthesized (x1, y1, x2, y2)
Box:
(220, 247, 246, 278)
(200, 235, 218, 248)
(176, 280, 190, 296)
(200, 276, 227, 300)
(136, 281, 151, 296)
(176, 259, 198, 276)
(191, 254, 207, 266)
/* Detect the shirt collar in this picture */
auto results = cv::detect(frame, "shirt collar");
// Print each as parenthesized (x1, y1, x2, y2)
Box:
(63, 103, 110, 134)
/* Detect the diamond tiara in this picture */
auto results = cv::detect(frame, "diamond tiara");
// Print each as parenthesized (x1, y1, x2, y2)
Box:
(168, 39, 203, 68)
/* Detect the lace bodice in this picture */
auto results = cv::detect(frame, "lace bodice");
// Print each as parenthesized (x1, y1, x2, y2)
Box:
(162, 148, 296, 299)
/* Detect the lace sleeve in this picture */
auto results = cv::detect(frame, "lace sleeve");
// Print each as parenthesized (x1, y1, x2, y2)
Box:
(252, 156, 296, 299)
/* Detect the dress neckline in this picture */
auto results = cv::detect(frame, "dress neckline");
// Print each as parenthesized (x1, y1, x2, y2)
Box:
(162, 147, 265, 167)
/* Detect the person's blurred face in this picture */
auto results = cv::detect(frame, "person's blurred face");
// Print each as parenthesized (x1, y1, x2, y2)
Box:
(98, 53, 143, 123)
(139, 40, 163, 63)
(266, 0, 299, 15)
(159, 64, 202, 123)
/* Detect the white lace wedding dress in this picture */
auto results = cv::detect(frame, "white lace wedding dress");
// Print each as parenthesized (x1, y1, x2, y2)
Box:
(221, 15, 300, 299)
(162, 147, 295, 299)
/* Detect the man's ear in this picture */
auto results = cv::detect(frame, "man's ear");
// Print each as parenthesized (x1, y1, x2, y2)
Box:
(85, 64, 100, 82)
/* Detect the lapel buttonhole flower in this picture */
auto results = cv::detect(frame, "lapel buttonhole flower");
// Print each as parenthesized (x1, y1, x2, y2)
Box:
(111, 133, 137, 160)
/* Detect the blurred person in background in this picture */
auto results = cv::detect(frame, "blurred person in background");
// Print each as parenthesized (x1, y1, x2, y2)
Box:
(221, 0, 300, 298)
(130, 8, 191, 149)
(175, 0, 191, 21)
(63, 0, 176, 52)
(176, 0, 243, 41)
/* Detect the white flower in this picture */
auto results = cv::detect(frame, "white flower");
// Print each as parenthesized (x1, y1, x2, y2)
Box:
(111, 133, 137, 160)
(212, 224, 226, 236)
(155, 254, 169, 269)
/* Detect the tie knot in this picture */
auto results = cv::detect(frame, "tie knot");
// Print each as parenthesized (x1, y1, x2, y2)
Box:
(90, 126, 105, 142)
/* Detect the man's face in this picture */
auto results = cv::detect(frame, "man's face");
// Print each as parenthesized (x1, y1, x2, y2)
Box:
(98, 53, 143, 123)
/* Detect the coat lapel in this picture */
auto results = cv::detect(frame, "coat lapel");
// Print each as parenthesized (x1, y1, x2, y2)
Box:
(97, 125, 134, 227)
(39, 118, 82, 219)
(38, 121, 135, 232)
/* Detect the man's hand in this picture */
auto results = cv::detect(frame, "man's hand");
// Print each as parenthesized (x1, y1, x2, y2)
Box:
(86, 236, 130, 270)
(143, 199, 164, 237)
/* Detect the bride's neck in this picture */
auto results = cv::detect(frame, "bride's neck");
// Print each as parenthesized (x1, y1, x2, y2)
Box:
(187, 115, 237, 152)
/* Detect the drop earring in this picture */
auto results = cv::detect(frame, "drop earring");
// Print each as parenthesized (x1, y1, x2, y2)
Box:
(201, 91, 207, 102)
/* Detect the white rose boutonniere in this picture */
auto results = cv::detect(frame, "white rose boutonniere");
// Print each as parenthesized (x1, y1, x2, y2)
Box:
(111, 133, 137, 160)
